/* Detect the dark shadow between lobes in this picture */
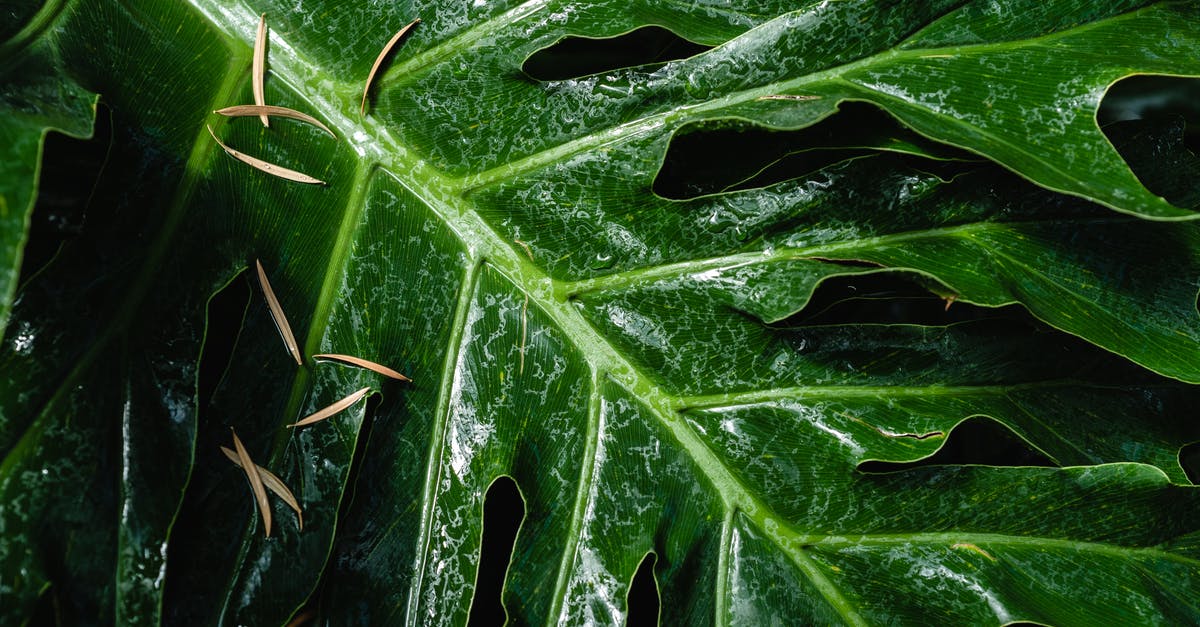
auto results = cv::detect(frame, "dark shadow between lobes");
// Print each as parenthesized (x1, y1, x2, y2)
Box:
(1100, 75, 1200, 210)
(1179, 442, 1200, 485)
(626, 551, 659, 627)
(858, 417, 1057, 474)
(468, 476, 524, 627)
(197, 271, 251, 416)
(18, 102, 113, 288)
(652, 102, 980, 201)
(775, 271, 1027, 329)
(522, 26, 712, 82)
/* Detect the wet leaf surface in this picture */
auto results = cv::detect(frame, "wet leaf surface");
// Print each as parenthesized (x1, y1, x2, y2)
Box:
(2, 1, 1200, 625)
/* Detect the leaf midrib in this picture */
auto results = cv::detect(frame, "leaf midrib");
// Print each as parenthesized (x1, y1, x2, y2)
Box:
(190, 0, 1160, 202)
(178, 2, 1199, 625)
(674, 379, 1180, 410)
(187, 1, 854, 622)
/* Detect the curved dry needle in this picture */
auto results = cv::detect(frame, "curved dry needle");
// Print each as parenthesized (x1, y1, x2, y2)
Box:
(206, 125, 325, 185)
(312, 353, 411, 381)
(285, 611, 315, 627)
(231, 429, 272, 538)
(221, 446, 304, 530)
(253, 13, 269, 127)
(215, 105, 337, 139)
(361, 18, 420, 115)
(255, 259, 304, 365)
(290, 387, 371, 428)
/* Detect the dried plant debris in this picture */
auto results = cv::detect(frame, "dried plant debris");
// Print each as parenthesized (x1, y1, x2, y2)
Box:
(361, 18, 420, 115)
(312, 353, 411, 381)
(290, 386, 371, 428)
(207, 125, 325, 185)
(215, 105, 337, 139)
(514, 238, 535, 261)
(253, 13, 269, 127)
(221, 446, 304, 530)
(231, 428, 272, 537)
(255, 259, 305, 365)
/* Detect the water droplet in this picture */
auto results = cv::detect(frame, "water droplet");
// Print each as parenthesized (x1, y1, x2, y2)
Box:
(9, 322, 34, 355)
(590, 253, 614, 270)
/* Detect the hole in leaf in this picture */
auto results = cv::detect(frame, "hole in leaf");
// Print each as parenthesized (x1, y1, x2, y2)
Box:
(339, 392, 383, 519)
(779, 272, 1026, 328)
(296, 398, 384, 626)
(858, 417, 1057, 473)
(197, 272, 251, 417)
(523, 26, 712, 81)
(18, 103, 113, 286)
(1100, 76, 1200, 209)
(1103, 116, 1200, 210)
(626, 552, 659, 627)
(1099, 75, 1200, 130)
(468, 476, 523, 627)
(654, 102, 978, 200)
(1180, 442, 1200, 485)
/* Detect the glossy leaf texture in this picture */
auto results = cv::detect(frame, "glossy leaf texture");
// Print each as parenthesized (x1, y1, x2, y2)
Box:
(2, 1, 1200, 625)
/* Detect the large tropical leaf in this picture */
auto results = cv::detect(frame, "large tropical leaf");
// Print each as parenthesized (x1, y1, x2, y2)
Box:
(3, 0, 1200, 624)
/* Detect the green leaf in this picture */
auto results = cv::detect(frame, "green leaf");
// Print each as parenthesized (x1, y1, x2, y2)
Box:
(3, 1, 1200, 625)
(0, 2, 96, 333)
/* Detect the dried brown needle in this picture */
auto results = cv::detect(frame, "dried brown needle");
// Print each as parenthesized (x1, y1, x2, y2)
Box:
(285, 611, 316, 627)
(231, 428, 272, 537)
(290, 387, 371, 428)
(255, 259, 304, 365)
(361, 18, 420, 115)
(215, 105, 337, 139)
(221, 446, 304, 530)
(206, 125, 325, 185)
(253, 13, 269, 127)
(514, 238, 534, 261)
(312, 354, 411, 381)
